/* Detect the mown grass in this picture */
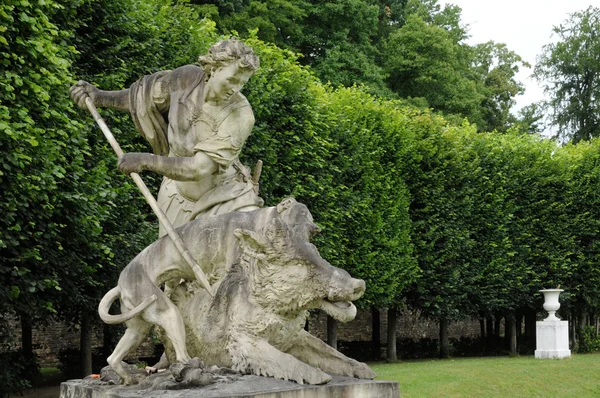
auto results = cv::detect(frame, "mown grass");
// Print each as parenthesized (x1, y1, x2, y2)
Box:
(38, 368, 65, 386)
(371, 353, 600, 397)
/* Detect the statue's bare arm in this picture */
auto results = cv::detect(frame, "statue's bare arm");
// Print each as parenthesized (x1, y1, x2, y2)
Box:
(118, 151, 217, 181)
(118, 108, 253, 181)
(70, 80, 130, 111)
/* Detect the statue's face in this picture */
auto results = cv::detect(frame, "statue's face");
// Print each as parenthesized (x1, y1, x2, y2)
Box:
(207, 62, 254, 102)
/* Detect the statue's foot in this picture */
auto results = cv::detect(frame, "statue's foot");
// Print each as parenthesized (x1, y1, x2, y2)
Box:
(169, 357, 205, 382)
(185, 357, 204, 369)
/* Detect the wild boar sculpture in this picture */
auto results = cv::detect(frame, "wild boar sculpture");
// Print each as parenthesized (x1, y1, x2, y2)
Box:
(98, 198, 375, 385)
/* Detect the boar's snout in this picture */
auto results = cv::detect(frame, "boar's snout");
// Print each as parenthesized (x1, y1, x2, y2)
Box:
(327, 269, 366, 302)
(352, 278, 366, 299)
(319, 268, 365, 323)
(334, 277, 365, 302)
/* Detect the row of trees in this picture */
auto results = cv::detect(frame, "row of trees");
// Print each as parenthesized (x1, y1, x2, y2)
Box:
(195, 0, 529, 134)
(3, 0, 600, 390)
(0, 0, 221, 387)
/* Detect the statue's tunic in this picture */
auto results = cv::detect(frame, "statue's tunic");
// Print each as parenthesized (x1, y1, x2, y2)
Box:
(128, 65, 263, 236)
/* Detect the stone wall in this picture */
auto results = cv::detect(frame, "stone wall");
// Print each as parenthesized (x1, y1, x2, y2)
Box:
(3, 317, 156, 368)
(4, 308, 482, 368)
(308, 308, 481, 343)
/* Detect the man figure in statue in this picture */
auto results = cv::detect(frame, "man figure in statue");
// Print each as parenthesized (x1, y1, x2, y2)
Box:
(70, 39, 264, 238)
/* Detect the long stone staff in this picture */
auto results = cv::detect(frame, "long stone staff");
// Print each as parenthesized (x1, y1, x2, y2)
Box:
(84, 97, 214, 297)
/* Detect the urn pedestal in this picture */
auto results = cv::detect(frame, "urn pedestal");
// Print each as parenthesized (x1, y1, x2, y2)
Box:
(535, 289, 571, 359)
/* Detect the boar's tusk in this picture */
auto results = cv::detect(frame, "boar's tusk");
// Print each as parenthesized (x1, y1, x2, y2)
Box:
(319, 300, 357, 323)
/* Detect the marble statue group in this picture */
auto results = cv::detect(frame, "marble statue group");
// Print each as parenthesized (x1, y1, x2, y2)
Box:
(70, 39, 375, 387)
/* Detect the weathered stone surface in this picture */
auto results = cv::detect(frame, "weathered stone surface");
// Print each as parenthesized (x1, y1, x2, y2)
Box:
(60, 374, 400, 398)
(70, 39, 264, 237)
(96, 198, 374, 385)
(73, 38, 376, 388)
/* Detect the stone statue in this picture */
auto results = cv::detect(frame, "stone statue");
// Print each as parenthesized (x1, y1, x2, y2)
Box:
(97, 198, 374, 385)
(70, 39, 264, 237)
(71, 39, 376, 389)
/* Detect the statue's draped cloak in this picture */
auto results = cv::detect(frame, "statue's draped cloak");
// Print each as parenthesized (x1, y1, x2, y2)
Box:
(128, 65, 263, 236)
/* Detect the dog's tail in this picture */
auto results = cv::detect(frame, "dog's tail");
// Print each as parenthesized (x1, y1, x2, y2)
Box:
(98, 286, 157, 325)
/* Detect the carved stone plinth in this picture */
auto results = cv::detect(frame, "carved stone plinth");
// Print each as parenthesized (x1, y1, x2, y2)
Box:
(60, 375, 400, 398)
(535, 320, 571, 359)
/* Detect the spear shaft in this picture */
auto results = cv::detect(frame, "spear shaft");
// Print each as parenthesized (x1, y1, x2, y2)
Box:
(84, 97, 214, 297)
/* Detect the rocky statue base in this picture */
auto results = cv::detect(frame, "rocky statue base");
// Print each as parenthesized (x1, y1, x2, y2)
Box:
(60, 367, 400, 398)
(535, 320, 571, 359)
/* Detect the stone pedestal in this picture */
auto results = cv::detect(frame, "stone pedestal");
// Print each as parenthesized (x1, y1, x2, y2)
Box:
(60, 374, 400, 398)
(535, 320, 571, 359)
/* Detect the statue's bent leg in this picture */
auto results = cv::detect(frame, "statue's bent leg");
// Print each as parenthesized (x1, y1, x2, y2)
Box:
(229, 333, 332, 385)
(107, 318, 152, 385)
(286, 330, 375, 379)
(149, 297, 192, 364)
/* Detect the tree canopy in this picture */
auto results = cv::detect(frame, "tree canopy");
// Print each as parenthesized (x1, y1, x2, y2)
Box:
(195, 0, 528, 131)
(534, 6, 600, 143)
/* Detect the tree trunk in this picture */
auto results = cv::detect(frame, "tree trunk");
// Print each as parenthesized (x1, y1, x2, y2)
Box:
(570, 312, 577, 347)
(387, 307, 397, 361)
(486, 315, 494, 351)
(20, 314, 34, 360)
(516, 313, 522, 340)
(371, 307, 381, 360)
(80, 312, 93, 377)
(479, 317, 486, 353)
(494, 314, 502, 348)
(507, 313, 517, 355)
(326, 315, 337, 350)
(577, 307, 587, 350)
(525, 309, 536, 344)
(439, 317, 449, 359)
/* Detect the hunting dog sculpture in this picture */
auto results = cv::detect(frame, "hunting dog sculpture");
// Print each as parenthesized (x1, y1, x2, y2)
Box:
(98, 198, 374, 385)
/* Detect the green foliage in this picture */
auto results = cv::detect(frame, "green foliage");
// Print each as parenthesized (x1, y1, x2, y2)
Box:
(196, 0, 391, 95)
(194, 0, 527, 131)
(534, 6, 600, 143)
(67, 0, 218, 86)
(58, 347, 104, 378)
(471, 42, 529, 132)
(402, 115, 580, 321)
(59, 0, 219, 318)
(514, 103, 544, 134)
(0, 350, 39, 395)
(0, 0, 219, 326)
(0, 0, 108, 319)
(310, 87, 418, 306)
(204, 0, 308, 50)
(576, 326, 600, 353)
(563, 139, 600, 313)
(6, 0, 600, 351)
(384, 14, 481, 122)
(241, 36, 417, 307)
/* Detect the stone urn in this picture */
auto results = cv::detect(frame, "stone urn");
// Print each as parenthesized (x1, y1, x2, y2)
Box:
(540, 289, 563, 321)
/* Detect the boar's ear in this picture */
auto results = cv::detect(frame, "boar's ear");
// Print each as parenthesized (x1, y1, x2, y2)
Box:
(233, 228, 267, 256)
(276, 197, 297, 214)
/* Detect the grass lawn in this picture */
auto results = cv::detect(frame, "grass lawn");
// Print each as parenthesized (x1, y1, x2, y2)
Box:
(371, 353, 600, 397)
(38, 367, 65, 386)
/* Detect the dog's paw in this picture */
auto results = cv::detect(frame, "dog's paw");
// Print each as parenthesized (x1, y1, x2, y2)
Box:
(353, 362, 376, 379)
(302, 368, 331, 385)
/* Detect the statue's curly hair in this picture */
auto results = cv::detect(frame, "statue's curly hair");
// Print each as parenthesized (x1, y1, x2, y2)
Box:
(198, 38, 259, 79)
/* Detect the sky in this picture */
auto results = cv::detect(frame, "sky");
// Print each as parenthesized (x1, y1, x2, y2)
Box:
(440, 0, 597, 113)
